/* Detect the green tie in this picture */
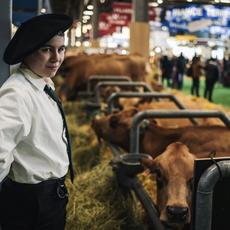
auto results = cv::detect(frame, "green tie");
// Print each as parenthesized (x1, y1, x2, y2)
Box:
(44, 85, 74, 182)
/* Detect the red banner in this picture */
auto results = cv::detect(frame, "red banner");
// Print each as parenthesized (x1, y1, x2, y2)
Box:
(98, 2, 156, 37)
(112, 2, 156, 22)
(98, 13, 117, 36)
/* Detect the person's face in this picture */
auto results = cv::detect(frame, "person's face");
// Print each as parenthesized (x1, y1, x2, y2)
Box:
(23, 35, 65, 78)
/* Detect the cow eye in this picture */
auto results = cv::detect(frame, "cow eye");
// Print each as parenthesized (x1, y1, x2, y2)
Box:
(109, 116, 119, 128)
(187, 178, 194, 191)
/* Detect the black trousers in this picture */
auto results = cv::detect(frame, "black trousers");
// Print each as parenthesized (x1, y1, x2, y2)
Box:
(191, 78, 200, 97)
(0, 177, 68, 230)
(204, 79, 217, 102)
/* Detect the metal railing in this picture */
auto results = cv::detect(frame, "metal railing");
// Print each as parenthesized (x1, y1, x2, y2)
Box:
(129, 110, 230, 154)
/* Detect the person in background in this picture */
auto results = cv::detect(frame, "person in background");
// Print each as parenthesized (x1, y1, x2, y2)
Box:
(223, 55, 230, 87)
(191, 56, 203, 97)
(175, 52, 187, 89)
(160, 55, 173, 87)
(0, 14, 74, 230)
(204, 58, 219, 102)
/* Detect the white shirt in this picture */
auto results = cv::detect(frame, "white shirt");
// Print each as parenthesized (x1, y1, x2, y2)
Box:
(0, 65, 69, 184)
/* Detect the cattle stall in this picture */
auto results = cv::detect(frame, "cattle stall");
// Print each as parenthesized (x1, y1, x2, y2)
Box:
(62, 72, 230, 229)
(78, 75, 131, 98)
(128, 110, 230, 229)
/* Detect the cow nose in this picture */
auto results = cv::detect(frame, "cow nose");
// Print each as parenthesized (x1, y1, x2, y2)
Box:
(166, 206, 188, 222)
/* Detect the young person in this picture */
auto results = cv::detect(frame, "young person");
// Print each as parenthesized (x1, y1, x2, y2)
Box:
(0, 14, 74, 230)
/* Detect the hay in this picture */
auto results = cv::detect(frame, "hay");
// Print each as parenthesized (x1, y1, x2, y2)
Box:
(72, 139, 101, 173)
(63, 99, 155, 230)
(64, 102, 92, 124)
(65, 161, 147, 230)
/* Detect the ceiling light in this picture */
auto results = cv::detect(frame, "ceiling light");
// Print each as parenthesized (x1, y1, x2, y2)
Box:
(40, 8, 46, 13)
(83, 15, 90, 20)
(149, 2, 159, 7)
(157, 0, 163, 4)
(83, 10, 93, 16)
(187, 0, 193, 2)
(220, 0, 230, 3)
(87, 5, 94, 10)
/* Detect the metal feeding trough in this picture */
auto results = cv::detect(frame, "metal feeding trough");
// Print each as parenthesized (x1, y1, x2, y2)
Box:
(111, 152, 165, 230)
(107, 91, 198, 125)
(85, 81, 153, 110)
(78, 75, 131, 98)
(87, 75, 131, 93)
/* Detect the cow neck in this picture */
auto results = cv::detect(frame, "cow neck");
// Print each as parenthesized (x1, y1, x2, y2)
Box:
(147, 122, 183, 137)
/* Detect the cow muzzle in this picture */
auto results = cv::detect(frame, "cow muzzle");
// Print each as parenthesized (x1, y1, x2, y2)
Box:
(166, 205, 189, 223)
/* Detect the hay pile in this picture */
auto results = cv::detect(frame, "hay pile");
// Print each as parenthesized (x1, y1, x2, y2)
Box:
(65, 160, 147, 230)
(63, 100, 156, 230)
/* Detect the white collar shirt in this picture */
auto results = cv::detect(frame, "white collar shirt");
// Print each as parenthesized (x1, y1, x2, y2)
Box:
(0, 65, 69, 184)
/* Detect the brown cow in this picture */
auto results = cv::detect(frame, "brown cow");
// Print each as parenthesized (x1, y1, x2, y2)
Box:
(118, 100, 194, 127)
(91, 107, 230, 158)
(59, 53, 149, 100)
(141, 142, 230, 229)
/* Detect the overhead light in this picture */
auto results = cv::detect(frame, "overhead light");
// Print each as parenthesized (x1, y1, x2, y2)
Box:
(157, 0, 163, 4)
(149, 2, 159, 7)
(87, 5, 94, 10)
(83, 10, 93, 16)
(40, 8, 46, 13)
(154, 47, 162, 53)
(214, 0, 220, 2)
(161, 26, 168, 31)
(100, 0, 106, 3)
(76, 41, 81, 47)
(83, 15, 90, 20)
(187, 0, 193, 2)
(220, 0, 230, 2)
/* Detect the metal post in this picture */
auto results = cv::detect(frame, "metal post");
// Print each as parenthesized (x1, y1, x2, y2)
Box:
(87, 75, 131, 93)
(195, 161, 230, 230)
(0, 0, 12, 86)
(92, 0, 99, 39)
(94, 81, 152, 104)
(133, 0, 149, 22)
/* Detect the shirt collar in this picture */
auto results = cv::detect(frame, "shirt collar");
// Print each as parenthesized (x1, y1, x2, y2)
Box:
(18, 64, 55, 91)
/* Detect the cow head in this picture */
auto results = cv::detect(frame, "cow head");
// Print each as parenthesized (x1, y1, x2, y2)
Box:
(142, 142, 195, 228)
(91, 108, 139, 151)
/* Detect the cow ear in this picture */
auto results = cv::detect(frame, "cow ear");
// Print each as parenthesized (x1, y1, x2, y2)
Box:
(141, 157, 155, 169)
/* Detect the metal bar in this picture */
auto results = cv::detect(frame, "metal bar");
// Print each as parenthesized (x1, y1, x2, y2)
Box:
(133, 0, 149, 22)
(87, 75, 131, 93)
(109, 144, 164, 229)
(94, 81, 152, 104)
(130, 110, 230, 154)
(195, 160, 230, 230)
(0, 0, 11, 86)
(130, 177, 165, 230)
(106, 92, 197, 125)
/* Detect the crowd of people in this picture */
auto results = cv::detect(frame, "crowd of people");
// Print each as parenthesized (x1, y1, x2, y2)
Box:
(159, 53, 230, 102)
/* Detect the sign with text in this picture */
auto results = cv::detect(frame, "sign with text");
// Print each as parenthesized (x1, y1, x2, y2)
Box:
(164, 5, 230, 36)
(98, 2, 156, 36)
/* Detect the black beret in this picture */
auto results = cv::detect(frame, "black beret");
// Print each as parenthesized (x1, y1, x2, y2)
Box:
(3, 14, 73, 65)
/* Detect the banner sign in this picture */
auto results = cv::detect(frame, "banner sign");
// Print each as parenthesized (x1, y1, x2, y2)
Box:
(164, 5, 230, 36)
(98, 2, 156, 36)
